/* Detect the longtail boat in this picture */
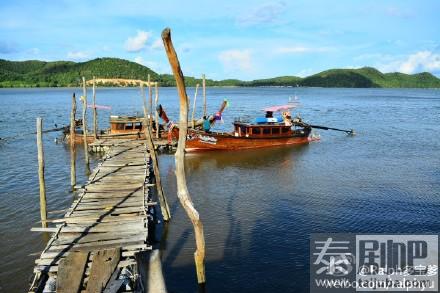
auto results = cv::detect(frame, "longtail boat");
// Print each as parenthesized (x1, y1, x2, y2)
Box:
(158, 102, 354, 152)
(185, 104, 312, 152)
(65, 115, 162, 143)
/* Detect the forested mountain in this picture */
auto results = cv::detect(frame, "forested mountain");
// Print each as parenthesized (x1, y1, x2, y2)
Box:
(1, 58, 439, 88)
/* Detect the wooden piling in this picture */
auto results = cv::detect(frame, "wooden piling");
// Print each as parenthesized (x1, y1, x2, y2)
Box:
(155, 82, 160, 139)
(81, 77, 90, 170)
(92, 76, 98, 139)
(70, 93, 76, 188)
(148, 74, 153, 127)
(202, 74, 206, 117)
(36, 117, 47, 228)
(161, 27, 206, 285)
(191, 83, 199, 129)
(141, 84, 171, 221)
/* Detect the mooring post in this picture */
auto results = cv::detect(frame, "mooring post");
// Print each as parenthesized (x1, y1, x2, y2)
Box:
(148, 74, 153, 127)
(70, 93, 77, 188)
(140, 84, 171, 221)
(202, 74, 206, 117)
(36, 117, 47, 228)
(92, 76, 98, 139)
(155, 82, 160, 139)
(191, 83, 199, 129)
(162, 27, 206, 285)
(81, 77, 90, 171)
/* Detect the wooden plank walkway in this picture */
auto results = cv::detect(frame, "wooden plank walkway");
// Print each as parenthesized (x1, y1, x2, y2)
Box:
(30, 140, 156, 292)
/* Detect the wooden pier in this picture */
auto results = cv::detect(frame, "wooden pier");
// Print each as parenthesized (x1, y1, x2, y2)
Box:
(30, 139, 159, 292)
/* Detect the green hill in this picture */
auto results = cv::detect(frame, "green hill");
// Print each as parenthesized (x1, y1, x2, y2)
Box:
(300, 67, 440, 88)
(1, 58, 439, 88)
(0, 58, 158, 87)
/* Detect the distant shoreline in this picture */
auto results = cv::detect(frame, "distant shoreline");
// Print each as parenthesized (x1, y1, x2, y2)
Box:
(2, 57, 440, 89)
(0, 86, 438, 90)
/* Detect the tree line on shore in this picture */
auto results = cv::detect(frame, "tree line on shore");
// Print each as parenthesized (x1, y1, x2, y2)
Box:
(1, 57, 440, 88)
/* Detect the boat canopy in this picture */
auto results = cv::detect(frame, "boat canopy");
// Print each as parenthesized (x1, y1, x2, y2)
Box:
(263, 103, 298, 112)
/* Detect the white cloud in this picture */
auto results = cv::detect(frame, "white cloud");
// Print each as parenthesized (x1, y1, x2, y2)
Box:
(67, 51, 89, 60)
(276, 46, 333, 54)
(398, 51, 440, 74)
(237, 1, 286, 26)
(133, 57, 165, 73)
(124, 30, 151, 52)
(296, 69, 315, 77)
(218, 49, 253, 72)
(151, 38, 163, 50)
(134, 56, 145, 65)
(378, 51, 440, 74)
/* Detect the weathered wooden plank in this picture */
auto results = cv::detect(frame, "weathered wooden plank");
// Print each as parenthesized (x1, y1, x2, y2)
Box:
(45, 242, 146, 256)
(85, 249, 120, 293)
(55, 251, 89, 293)
(51, 233, 147, 248)
(51, 214, 148, 224)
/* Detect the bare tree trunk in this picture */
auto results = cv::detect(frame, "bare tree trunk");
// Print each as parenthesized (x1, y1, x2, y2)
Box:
(161, 27, 206, 285)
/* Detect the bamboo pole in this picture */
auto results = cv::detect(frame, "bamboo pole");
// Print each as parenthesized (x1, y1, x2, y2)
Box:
(92, 76, 98, 139)
(155, 82, 160, 139)
(81, 77, 90, 171)
(191, 83, 199, 129)
(70, 93, 76, 188)
(140, 84, 171, 221)
(148, 74, 153, 127)
(202, 74, 206, 117)
(161, 27, 206, 285)
(36, 117, 47, 228)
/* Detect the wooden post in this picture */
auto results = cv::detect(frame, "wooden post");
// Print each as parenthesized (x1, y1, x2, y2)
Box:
(140, 84, 171, 221)
(70, 93, 76, 188)
(148, 74, 153, 127)
(202, 74, 206, 117)
(155, 82, 160, 139)
(191, 83, 199, 129)
(161, 27, 206, 285)
(36, 117, 47, 228)
(92, 76, 98, 139)
(81, 77, 90, 171)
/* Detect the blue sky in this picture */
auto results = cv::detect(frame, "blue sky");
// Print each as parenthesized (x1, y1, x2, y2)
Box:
(1, 0, 439, 80)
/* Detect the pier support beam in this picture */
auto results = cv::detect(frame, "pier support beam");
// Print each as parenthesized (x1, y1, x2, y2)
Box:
(155, 82, 160, 139)
(148, 74, 153, 127)
(202, 74, 206, 117)
(92, 76, 98, 139)
(162, 27, 206, 285)
(191, 83, 199, 129)
(70, 93, 77, 188)
(81, 77, 90, 173)
(141, 84, 171, 221)
(36, 117, 47, 228)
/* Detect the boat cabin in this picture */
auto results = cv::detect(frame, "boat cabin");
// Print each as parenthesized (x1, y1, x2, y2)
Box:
(110, 115, 144, 134)
(233, 121, 294, 138)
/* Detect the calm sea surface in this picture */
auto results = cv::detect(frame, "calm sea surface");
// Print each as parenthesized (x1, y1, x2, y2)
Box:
(0, 87, 439, 292)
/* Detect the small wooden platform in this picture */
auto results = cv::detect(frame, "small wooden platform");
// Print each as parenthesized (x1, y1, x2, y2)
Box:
(30, 140, 156, 292)
(90, 138, 176, 153)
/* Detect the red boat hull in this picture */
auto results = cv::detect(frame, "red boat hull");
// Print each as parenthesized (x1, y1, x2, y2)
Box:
(185, 132, 310, 152)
